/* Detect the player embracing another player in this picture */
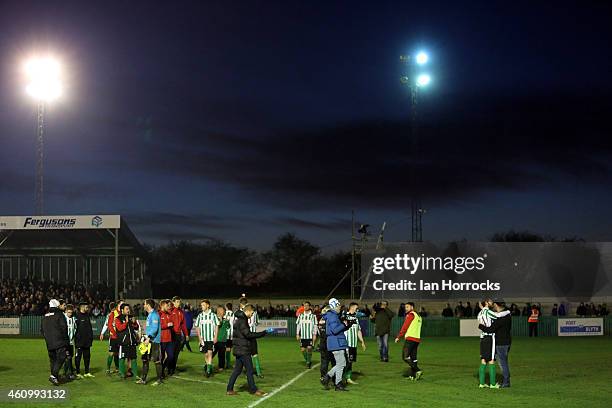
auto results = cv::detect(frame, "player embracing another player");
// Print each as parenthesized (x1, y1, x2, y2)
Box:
(477, 298, 510, 389)
(296, 301, 317, 368)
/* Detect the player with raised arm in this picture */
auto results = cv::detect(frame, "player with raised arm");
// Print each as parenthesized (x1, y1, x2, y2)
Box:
(114, 303, 139, 380)
(477, 298, 511, 389)
(296, 301, 317, 368)
(195, 299, 219, 377)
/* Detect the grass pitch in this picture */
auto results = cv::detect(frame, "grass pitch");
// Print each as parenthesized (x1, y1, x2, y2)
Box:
(1, 336, 611, 407)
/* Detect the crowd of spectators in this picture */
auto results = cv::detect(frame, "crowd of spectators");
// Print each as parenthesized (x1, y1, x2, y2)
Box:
(440, 300, 608, 318)
(2, 281, 609, 320)
(0, 279, 113, 317)
(574, 302, 608, 317)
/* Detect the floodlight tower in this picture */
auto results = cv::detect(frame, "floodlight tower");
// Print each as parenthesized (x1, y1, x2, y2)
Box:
(24, 57, 62, 215)
(400, 51, 430, 242)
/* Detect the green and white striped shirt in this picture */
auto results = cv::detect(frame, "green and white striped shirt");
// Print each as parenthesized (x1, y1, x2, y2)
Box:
(344, 313, 361, 347)
(477, 307, 510, 338)
(296, 311, 317, 340)
(195, 310, 219, 342)
(224, 310, 235, 338)
(248, 311, 259, 333)
(65, 314, 76, 345)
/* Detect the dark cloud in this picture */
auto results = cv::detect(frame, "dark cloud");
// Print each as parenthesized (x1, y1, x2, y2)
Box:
(277, 217, 352, 231)
(139, 228, 220, 243)
(120, 91, 612, 210)
(124, 212, 246, 230)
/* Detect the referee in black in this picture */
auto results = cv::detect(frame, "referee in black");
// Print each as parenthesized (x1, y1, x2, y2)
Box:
(41, 299, 70, 386)
(479, 299, 512, 388)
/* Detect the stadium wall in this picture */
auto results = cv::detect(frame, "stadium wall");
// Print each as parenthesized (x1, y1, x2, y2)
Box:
(5, 316, 612, 338)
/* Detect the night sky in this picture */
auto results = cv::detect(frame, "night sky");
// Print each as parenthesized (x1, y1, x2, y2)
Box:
(1, 1, 612, 250)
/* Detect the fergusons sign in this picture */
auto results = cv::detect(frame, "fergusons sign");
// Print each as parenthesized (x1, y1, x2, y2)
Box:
(0, 215, 121, 230)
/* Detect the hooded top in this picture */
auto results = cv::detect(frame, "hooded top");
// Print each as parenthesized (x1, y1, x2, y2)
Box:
(323, 309, 349, 351)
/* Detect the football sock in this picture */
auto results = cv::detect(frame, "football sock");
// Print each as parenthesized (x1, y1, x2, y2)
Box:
(345, 369, 352, 380)
(141, 360, 149, 381)
(131, 360, 138, 377)
(253, 356, 262, 375)
(118, 359, 126, 378)
(106, 355, 113, 370)
(302, 351, 308, 362)
(479, 364, 486, 385)
(225, 351, 231, 367)
(489, 364, 496, 384)
(307, 351, 312, 364)
(114, 355, 119, 369)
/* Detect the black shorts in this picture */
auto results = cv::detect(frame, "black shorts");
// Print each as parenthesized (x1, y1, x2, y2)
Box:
(402, 340, 419, 363)
(108, 339, 119, 353)
(142, 343, 162, 363)
(300, 339, 313, 348)
(250, 340, 258, 356)
(348, 346, 357, 363)
(480, 335, 495, 362)
(199, 341, 214, 353)
(119, 345, 137, 360)
(225, 339, 233, 348)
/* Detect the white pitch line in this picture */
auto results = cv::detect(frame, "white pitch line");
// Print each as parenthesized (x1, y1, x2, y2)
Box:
(172, 375, 226, 386)
(247, 363, 320, 408)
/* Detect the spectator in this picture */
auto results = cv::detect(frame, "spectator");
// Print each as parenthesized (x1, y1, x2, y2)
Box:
(454, 301, 465, 317)
(558, 303, 566, 316)
(442, 303, 453, 318)
(398, 303, 406, 318)
(576, 302, 586, 317)
(522, 303, 530, 317)
(464, 302, 473, 318)
(420, 307, 428, 318)
(551, 304, 558, 316)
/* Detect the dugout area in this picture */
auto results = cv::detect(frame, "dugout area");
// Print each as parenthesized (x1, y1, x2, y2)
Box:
(0, 214, 150, 299)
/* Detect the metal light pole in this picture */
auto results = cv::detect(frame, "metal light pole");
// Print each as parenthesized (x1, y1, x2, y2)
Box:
(24, 57, 62, 215)
(35, 101, 45, 215)
(400, 51, 431, 242)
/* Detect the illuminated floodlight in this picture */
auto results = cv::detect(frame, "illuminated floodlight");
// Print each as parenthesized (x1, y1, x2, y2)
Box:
(416, 73, 431, 87)
(24, 57, 62, 102)
(415, 51, 429, 65)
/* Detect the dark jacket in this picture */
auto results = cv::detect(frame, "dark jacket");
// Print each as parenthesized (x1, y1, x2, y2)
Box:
(317, 316, 328, 352)
(371, 307, 395, 336)
(74, 311, 93, 348)
(232, 310, 266, 357)
(324, 310, 350, 351)
(115, 314, 139, 346)
(41, 307, 69, 351)
(479, 311, 512, 346)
